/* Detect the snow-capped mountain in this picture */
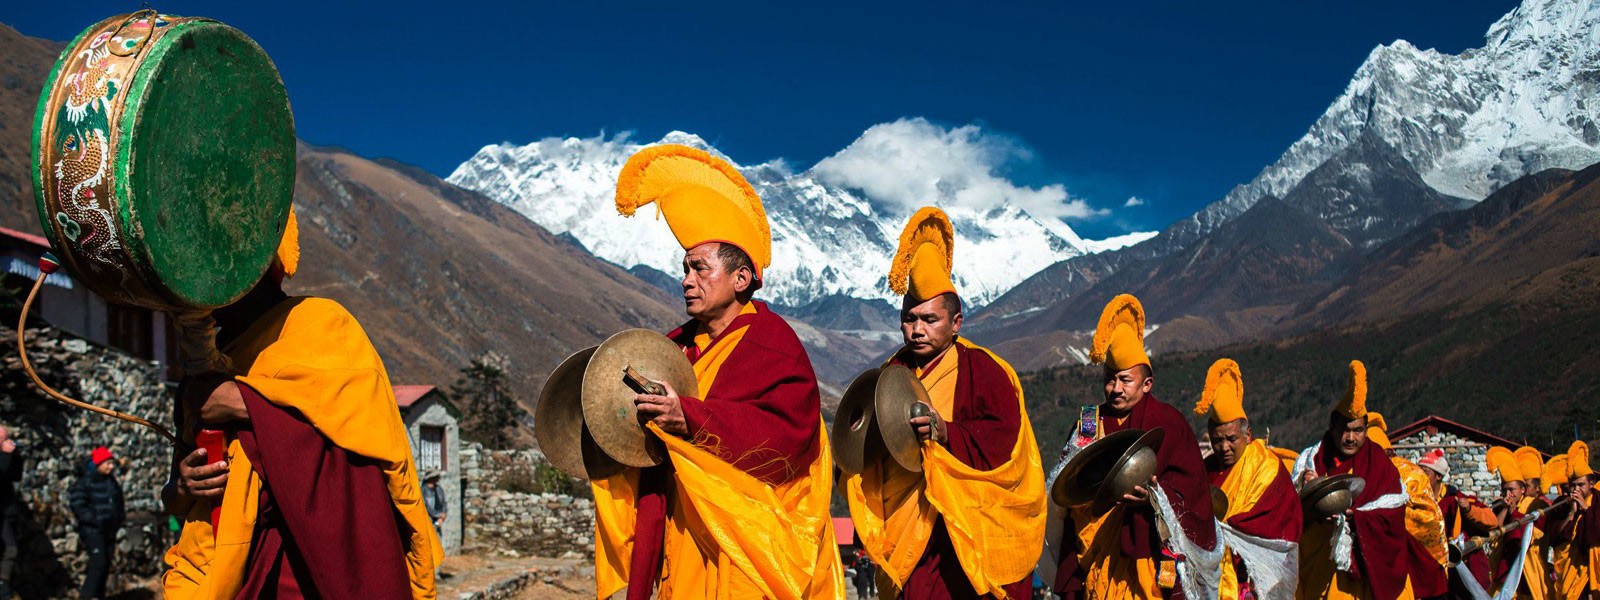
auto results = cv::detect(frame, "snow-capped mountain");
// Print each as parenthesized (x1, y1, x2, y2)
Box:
(447, 127, 1151, 308)
(1163, 0, 1600, 252)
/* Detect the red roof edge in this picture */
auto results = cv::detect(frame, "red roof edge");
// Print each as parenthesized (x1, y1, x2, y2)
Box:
(393, 385, 437, 408)
(0, 226, 51, 250)
(1390, 415, 1551, 457)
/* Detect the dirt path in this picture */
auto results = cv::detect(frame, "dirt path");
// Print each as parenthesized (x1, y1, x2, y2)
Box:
(437, 551, 598, 599)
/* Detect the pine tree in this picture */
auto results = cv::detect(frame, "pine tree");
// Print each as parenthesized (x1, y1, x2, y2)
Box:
(449, 351, 522, 449)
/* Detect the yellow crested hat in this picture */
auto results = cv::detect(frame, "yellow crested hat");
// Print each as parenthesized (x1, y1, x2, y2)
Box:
(1545, 454, 1569, 487)
(1365, 412, 1391, 450)
(1194, 358, 1245, 424)
(889, 207, 957, 303)
(616, 144, 771, 278)
(1569, 441, 1593, 479)
(1334, 360, 1368, 419)
(1487, 446, 1524, 483)
(1091, 294, 1150, 372)
(1516, 446, 1544, 484)
(273, 207, 299, 279)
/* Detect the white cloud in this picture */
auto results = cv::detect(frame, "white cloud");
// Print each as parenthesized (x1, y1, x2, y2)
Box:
(1124, 196, 1146, 208)
(809, 118, 1108, 221)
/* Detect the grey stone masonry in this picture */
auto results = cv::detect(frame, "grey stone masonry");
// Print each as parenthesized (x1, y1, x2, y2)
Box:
(1393, 430, 1500, 499)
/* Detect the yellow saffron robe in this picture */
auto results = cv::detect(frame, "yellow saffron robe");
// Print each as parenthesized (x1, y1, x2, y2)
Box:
(1215, 440, 1301, 600)
(161, 297, 441, 599)
(1549, 497, 1588, 600)
(1394, 458, 1448, 587)
(592, 304, 843, 600)
(844, 339, 1046, 599)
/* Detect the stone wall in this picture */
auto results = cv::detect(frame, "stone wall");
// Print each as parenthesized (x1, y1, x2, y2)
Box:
(1394, 430, 1499, 499)
(0, 324, 175, 598)
(459, 444, 593, 558)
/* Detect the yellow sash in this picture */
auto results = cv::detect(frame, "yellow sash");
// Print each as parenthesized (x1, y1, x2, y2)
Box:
(1215, 440, 1285, 600)
(1392, 457, 1447, 569)
(845, 339, 1045, 598)
(162, 298, 441, 600)
(594, 305, 843, 600)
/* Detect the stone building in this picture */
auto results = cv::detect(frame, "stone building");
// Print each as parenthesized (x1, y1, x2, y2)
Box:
(395, 385, 463, 554)
(1390, 415, 1549, 499)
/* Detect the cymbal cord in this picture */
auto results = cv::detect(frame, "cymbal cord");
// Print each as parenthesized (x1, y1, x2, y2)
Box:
(15, 255, 178, 445)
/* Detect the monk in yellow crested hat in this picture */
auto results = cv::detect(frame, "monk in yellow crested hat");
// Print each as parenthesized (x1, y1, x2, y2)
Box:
(1193, 359, 1303, 600)
(1292, 359, 1448, 599)
(162, 203, 442, 599)
(846, 206, 1045, 599)
(593, 144, 843, 599)
(1488, 445, 1556, 598)
(1047, 293, 1221, 598)
(616, 143, 770, 285)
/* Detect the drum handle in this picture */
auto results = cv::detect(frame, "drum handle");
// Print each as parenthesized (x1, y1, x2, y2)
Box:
(15, 254, 178, 445)
(107, 9, 159, 59)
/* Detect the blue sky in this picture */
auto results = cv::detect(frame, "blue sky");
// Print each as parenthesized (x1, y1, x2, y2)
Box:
(4, 1, 1517, 239)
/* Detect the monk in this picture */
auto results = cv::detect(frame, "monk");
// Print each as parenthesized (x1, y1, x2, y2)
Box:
(1366, 415, 1448, 598)
(1544, 449, 1587, 600)
(1487, 446, 1553, 599)
(162, 210, 441, 598)
(844, 207, 1045, 599)
(593, 144, 843, 599)
(1196, 359, 1303, 600)
(1049, 293, 1220, 599)
(1291, 360, 1435, 600)
(1563, 441, 1600, 598)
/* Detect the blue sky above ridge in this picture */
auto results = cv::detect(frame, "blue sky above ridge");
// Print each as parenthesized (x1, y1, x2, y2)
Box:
(3, 1, 1518, 239)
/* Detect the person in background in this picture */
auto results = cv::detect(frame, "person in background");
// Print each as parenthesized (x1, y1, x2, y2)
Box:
(853, 553, 876, 600)
(422, 471, 447, 538)
(69, 446, 124, 600)
(0, 426, 21, 600)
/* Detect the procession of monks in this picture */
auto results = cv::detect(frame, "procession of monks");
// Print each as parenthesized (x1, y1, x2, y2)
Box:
(152, 140, 1600, 600)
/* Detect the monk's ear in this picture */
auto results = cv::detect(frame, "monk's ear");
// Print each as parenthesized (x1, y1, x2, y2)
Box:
(950, 311, 962, 335)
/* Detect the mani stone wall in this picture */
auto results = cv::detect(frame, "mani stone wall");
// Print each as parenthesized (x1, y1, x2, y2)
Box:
(0, 325, 175, 599)
(1393, 429, 1499, 499)
(459, 444, 593, 558)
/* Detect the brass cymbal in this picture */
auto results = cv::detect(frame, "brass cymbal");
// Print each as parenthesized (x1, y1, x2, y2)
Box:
(1299, 473, 1366, 520)
(580, 329, 695, 468)
(1211, 485, 1231, 518)
(874, 364, 932, 473)
(1051, 428, 1166, 515)
(533, 347, 624, 481)
(831, 368, 883, 476)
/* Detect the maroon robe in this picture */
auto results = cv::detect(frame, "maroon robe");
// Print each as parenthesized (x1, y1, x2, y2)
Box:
(1309, 439, 1425, 600)
(888, 342, 1031, 600)
(1437, 485, 1492, 600)
(232, 384, 411, 599)
(625, 302, 823, 600)
(1054, 393, 1219, 599)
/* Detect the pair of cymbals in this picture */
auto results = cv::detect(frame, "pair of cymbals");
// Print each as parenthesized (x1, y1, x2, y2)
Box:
(1051, 428, 1166, 515)
(533, 329, 697, 480)
(830, 364, 931, 475)
(1299, 473, 1366, 520)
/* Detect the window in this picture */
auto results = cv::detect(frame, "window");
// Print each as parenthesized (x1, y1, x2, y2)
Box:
(107, 302, 152, 359)
(419, 425, 445, 472)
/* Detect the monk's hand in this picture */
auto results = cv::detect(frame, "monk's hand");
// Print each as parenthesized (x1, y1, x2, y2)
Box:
(1122, 475, 1156, 504)
(909, 404, 946, 444)
(177, 446, 228, 500)
(1456, 496, 1473, 510)
(0, 426, 13, 454)
(634, 379, 687, 436)
(181, 372, 249, 425)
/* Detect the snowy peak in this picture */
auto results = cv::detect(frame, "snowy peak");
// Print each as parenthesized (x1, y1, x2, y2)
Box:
(446, 121, 1144, 308)
(1171, 0, 1600, 253)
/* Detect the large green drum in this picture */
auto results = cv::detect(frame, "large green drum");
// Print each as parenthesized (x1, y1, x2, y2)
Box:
(31, 11, 295, 311)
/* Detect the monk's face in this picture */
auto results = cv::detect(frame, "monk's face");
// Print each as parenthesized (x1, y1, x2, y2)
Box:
(681, 243, 751, 321)
(1328, 414, 1367, 458)
(1102, 364, 1153, 416)
(1208, 419, 1252, 469)
(900, 294, 961, 360)
(1502, 480, 1527, 507)
(1573, 476, 1593, 501)
(1425, 468, 1444, 489)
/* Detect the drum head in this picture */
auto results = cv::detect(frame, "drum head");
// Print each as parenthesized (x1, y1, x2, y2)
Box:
(34, 12, 294, 310)
(580, 329, 695, 468)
